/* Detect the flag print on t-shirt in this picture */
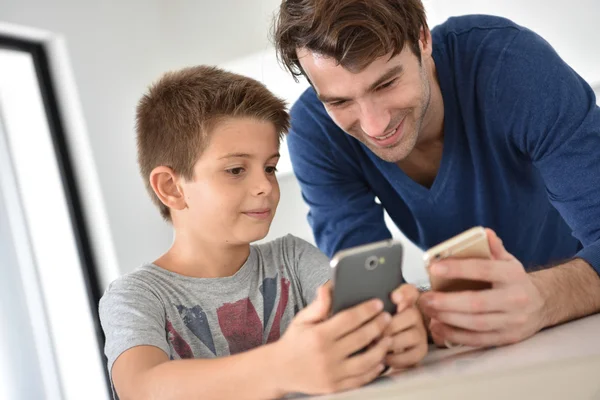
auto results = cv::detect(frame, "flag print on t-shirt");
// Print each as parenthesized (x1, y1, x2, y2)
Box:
(166, 273, 291, 358)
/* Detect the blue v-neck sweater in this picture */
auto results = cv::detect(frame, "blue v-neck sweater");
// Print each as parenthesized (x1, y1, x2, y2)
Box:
(287, 15, 600, 275)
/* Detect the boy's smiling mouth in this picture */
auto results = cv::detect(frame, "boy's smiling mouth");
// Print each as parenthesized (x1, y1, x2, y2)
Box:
(243, 208, 272, 220)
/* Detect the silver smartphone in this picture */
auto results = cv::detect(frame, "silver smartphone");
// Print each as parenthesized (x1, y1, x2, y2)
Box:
(330, 239, 404, 316)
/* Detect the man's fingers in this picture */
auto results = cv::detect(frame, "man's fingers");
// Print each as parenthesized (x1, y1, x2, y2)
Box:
(429, 319, 446, 347)
(421, 287, 526, 314)
(326, 299, 385, 339)
(429, 321, 514, 348)
(335, 312, 392, 358)
(433, 310, 515, 332)
(428, 258, 520, 285)
(485, 228, 514, 261)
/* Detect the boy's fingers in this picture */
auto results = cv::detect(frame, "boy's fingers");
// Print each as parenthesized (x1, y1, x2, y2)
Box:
(383, 307, 421, 336)
(385, 342, 428, 369)
(340, 336, 391, 378)
(325, 299, 385, 339)
(391, 284, 419, 310)
(335, 312, 391, 358)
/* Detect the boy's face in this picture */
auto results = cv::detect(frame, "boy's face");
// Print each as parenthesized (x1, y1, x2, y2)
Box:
(177, 117, 281, 245)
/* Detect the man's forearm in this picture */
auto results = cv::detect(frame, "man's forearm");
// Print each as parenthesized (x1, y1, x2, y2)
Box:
(531, 258, 600, 329)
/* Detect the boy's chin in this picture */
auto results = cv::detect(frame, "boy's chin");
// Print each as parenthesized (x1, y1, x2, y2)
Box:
(234, 225, 271, 244)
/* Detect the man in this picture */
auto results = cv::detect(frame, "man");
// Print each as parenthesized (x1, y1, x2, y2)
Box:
(273, 0, 600, 348)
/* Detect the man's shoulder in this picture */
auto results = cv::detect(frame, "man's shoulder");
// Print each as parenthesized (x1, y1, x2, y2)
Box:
(433, 14, 523, 37)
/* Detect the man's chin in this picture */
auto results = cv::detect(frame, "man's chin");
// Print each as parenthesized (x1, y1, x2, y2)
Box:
(369, 146, 411, 163)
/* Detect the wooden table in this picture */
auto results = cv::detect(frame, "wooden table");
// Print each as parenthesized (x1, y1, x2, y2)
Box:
(309, 313, 600, 399)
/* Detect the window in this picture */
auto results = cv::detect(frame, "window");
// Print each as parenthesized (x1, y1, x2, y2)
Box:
(0, 25, 116, 400)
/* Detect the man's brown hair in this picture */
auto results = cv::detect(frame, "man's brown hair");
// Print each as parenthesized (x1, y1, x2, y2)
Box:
(273, 0, 428, 80)
(136, 65, 290, 221)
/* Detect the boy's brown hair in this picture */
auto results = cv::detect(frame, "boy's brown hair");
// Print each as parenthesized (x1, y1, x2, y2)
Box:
(136, 65, 290, 221)
(273, 0, 428, 81)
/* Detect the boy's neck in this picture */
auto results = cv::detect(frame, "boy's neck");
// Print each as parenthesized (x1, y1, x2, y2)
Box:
(154, 232, 251, 279)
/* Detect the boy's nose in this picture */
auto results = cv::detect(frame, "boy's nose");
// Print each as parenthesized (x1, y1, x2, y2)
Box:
(253, 174, 273, 196)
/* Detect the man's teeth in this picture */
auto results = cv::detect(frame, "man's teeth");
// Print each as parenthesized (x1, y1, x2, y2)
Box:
(376, 128, 396, 140)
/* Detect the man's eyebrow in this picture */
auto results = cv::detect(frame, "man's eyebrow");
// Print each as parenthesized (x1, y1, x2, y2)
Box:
(317, 93, 352, 104)
(316, 65, 404, 104)
(368, 65, 404, 91)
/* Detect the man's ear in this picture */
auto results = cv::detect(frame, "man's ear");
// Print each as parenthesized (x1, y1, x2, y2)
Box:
(419, 26, 433, 58)
(149, 166, 187, 212)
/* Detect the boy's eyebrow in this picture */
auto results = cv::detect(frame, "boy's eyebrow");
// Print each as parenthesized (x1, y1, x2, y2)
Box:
(219, 152, 280, 160)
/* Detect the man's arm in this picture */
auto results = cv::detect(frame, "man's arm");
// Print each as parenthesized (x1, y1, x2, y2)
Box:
(532, 258, 600, 328)
(288, 89, 391, 257)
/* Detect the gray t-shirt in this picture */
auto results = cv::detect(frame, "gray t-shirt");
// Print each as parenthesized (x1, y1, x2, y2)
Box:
(99, 234, 330, 393)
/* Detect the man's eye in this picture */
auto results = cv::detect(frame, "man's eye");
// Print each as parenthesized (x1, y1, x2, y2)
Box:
(227, 167, 244, 175)
(265, 166, 278, 174)
(378, 79, 397, 90)
(329, 100, 347, 107)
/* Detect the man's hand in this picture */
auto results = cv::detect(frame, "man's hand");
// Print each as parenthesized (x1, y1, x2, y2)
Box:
(419, 229, 546, 348)
(274, 284, 392, 395)
(384, 284, 428, 368)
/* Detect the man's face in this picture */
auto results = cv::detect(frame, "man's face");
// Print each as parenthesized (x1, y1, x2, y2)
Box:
(298, 42, 432, 163)
(178, 118, 281, 245)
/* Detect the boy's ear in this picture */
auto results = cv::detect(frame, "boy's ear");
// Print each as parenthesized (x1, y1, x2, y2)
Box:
(149, 166, 187, 212)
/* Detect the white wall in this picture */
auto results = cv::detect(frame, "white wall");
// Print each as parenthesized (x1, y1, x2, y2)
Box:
(0, 0, 282, 278)
(1, 0, 598, 284)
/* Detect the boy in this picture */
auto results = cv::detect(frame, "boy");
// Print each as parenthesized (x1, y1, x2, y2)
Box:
(99, 65, 427, 400)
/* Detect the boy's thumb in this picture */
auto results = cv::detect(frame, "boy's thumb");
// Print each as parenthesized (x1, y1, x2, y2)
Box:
(294, 284, 331, 324)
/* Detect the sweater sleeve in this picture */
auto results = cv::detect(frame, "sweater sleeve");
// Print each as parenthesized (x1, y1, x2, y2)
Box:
(287, 90, 392, 258)
(492, 28, 600, 275)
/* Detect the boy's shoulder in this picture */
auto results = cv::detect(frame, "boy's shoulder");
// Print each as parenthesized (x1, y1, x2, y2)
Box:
(101, 264, 166, 300)
(252, 234, 317, 259)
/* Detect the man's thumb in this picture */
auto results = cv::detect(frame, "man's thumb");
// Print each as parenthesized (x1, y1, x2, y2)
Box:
(486, 228, 513, 261)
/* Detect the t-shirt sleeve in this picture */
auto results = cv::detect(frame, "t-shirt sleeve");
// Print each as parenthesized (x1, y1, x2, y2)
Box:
(285, 235, 332, 305)
(491, 28, 600, 275)
(98, 277, 170, 377)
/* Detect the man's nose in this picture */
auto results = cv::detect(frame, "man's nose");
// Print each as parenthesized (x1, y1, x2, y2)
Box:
(359, 100, 391, 138)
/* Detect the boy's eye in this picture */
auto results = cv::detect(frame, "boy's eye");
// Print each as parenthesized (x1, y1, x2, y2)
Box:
(265, 166, 278, 174)
(227, 167, 245, 175)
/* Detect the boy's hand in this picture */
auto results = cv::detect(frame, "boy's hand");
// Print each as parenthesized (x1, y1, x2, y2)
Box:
(383, 284, 428, 369)
(273, 283, 392, 395)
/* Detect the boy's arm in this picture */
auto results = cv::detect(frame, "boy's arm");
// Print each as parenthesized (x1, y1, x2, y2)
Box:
(112, 286, 392, 400)
(112, 343, 283, 400)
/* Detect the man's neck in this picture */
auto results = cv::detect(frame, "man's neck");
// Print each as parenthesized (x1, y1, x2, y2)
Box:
(154, 231, 251, 278)
(397, 58, 445, 188)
